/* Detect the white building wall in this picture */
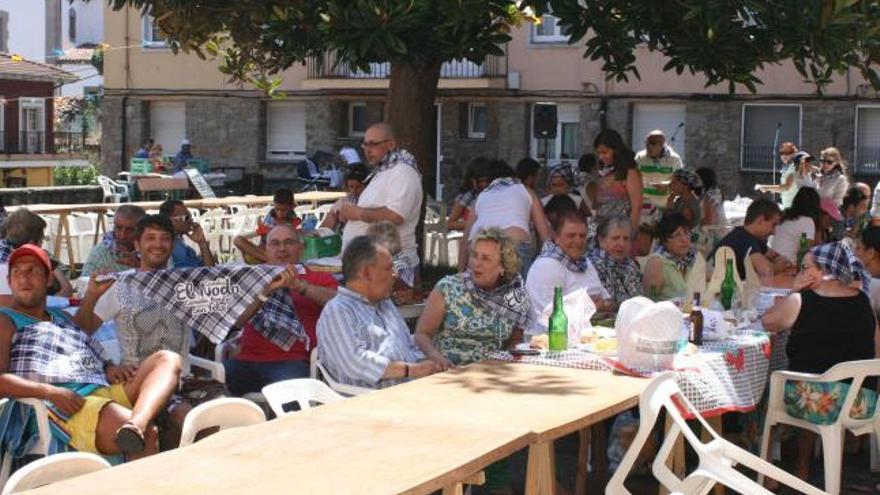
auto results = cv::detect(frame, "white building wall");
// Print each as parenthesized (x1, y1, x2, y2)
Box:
(0, 0, 47, 62)
(61, 0, 102, 49)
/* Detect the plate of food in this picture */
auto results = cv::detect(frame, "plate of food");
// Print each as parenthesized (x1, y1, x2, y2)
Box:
(581, 337, 618, 356)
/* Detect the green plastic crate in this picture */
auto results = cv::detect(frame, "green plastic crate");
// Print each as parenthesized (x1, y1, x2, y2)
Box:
(302, 234, 341, 260)
(130, 158, 152, 175)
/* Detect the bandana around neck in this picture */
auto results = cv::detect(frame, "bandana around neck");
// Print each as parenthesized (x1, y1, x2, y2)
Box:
(461, 271, 531, 329)
(483, 177, 519, 193)
(655, 244, 696, 274)
(538, 240, 589, 273)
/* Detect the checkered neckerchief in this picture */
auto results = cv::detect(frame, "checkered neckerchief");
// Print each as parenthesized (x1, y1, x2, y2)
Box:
(115, 265, 284, 344)
(250, 289, 308, 351)
(3, 308, 110, 387)
(537, 240, 589, 273)
(0, 239, 13, 263)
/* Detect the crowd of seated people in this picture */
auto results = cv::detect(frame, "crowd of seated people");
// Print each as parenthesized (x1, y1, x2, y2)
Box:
(0, 124, 877, 494)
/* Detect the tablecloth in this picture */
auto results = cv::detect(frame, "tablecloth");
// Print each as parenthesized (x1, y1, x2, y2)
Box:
(492, 328, 772, 417)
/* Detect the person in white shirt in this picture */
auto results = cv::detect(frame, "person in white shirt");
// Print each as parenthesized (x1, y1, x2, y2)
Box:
(340, 123, 423, 270)
(634, 129, 684, 209)
(526, 210, 610, 337)
(462, 160, 552, 277)
(769, 187, 820, 264)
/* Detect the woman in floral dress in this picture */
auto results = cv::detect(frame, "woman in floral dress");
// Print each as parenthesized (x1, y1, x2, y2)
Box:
(415, 227, 531, 368)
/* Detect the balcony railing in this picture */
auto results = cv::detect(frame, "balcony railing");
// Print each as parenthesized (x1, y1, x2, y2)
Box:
(855, 146, 880, 176)
(54, 132, 86, 154)
(307, 53, 507, 79)
(0, 131, 87, 154)
(741, 144, 777, 172)
(18, 131, 46, 154)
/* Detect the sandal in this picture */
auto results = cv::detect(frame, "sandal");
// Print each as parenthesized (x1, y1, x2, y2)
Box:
(114, 422, 146, 454)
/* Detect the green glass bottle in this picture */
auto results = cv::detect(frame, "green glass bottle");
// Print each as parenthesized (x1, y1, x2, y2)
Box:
(796, 233, 810, 267)
(548, 286, 568, 351)
(720, 258, 737, 310)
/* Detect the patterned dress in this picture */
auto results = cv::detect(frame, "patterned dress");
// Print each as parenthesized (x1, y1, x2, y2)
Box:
(432, 274, 517, 366)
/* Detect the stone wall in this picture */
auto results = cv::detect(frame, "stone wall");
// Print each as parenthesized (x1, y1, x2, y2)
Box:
(187, 98, 262, 173)
(102, 92, 880, 204)
(101, 96, 148, 177)
(0, 186, 103, 206)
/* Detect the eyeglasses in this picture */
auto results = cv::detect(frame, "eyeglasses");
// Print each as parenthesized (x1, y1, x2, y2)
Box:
(361, 139, 390, 149)
(821, 159, 834, 164)
(267, 239, 300, 248)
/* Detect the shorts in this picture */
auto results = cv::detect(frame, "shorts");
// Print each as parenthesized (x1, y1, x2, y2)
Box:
(51, 383, 132, 454)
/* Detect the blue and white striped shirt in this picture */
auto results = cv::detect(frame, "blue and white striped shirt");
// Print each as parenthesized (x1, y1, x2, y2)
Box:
(316, 287, 423, 389)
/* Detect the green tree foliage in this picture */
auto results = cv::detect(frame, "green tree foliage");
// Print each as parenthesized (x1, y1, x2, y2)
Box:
(105, 0, 880, 175)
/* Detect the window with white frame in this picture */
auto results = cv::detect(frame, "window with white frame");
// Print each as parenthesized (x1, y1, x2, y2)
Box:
(348, 102, 368, 137)
(266, 101, 306, 160)
(468, 103, 487, 139)
(531, 14, 569, 44)
(632, 103, 687, 161)
(855, 105, 880, 175)
(740, 104, 801, 171)
(18, 98, 45, 153)
(150, 101, 185, 154)
(142, 15, 168, 48)
(531, 103, 580, 161)
(68, 8, 76, 43)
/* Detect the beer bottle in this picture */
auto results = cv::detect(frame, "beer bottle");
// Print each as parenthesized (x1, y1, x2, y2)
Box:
(720, 259, 736, 310)
(796, 233, 810, 267)
(548, 286, 568, 351)
(689, 292, 703, 346)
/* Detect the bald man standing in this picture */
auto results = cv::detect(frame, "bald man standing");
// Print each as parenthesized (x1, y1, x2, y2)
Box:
(339, 123, 423, 271)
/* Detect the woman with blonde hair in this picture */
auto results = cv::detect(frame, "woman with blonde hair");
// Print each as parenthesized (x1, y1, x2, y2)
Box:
(817, 146, 849, 206)
(415, 227, 530, 369)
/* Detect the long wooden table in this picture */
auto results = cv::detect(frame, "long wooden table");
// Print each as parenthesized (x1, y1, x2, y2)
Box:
(23, 362, 645, 495)
(8, 192, 345, 265)
(24, 408, 531, 495)
(325, 361, 647, 495)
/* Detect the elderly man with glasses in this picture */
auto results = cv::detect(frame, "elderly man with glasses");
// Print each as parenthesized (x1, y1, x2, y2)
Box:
(338, 123, 423, 278)
(82, 204, 147, 276)
(158, 199, 215, 268)
(634, 129, 684, 211)
(224, 224, 338, 396)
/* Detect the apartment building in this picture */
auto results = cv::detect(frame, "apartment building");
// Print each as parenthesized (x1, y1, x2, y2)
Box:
(101, 5, 880, 198)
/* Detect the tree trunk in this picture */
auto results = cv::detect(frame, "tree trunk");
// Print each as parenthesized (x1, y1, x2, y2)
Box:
(386, 60, 442, 192)
(386, 60, 442, 274)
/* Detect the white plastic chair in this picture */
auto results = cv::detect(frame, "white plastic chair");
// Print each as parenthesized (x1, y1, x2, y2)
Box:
(759, 359, 880, 495)
(310, 347, 373, 397)
(1, 452, 110, 495)
(97, 176, 129, 203)
(178, 397, 266, 447)
(607, 373, 827, 495)
(261, 378, 344, 417)
(0, 399, 53, 491)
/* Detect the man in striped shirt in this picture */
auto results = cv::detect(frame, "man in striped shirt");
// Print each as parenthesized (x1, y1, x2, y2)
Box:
(317, 236, 439, 389)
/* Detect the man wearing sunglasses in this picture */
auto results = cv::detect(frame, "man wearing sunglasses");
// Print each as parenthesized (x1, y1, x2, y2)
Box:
(158, 199, 215, 268)
(339, 122, 423, 275)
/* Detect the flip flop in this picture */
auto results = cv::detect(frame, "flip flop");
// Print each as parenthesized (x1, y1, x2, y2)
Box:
(114, 422, 146, 454)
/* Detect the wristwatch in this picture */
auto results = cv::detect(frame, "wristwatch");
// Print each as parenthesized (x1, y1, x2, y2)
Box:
(256, 293, 269, 303)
